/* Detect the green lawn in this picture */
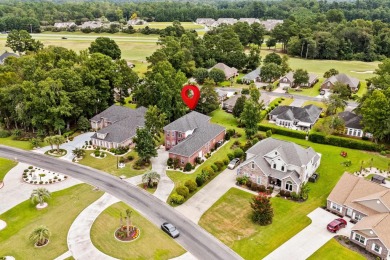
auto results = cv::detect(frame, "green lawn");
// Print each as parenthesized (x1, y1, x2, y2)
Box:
(199, 188, 312, 260)
(302, 100, 327, 110)
(198, 122, 389, 258)
(0, 136, 32, 150)
(78, 151, 150, 178)
(0, 184, 103, 259)
(0, 157, 17, 181)
(292, 79, 323, 97)
(356, 81, 368, 97)
(137, 183, 157, 194)
(90, 202, 185, 259)
(308, 238, 365, 260)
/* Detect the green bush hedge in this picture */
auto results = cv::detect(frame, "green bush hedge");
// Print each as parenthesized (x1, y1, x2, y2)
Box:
(308, 132, 380, 151)
(0, 129, 10, 138)
(258, 124, 307, 139)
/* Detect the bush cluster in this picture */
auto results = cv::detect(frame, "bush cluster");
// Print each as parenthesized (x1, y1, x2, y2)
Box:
(258, 124, 307, 139)
(308, 132, 380, 151)
(0, 129, 11, 138)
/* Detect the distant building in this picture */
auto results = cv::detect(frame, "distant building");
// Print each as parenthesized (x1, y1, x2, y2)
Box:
(216, 18, 238, 25)
(0, 51, 19, 65)
(90, 105, 146, 149)
(81, 21, 103, 29)
(259, 19, 283, 31)
(321, 73, 360, 93)
(53, 22, 76, 29)
(208, 63, 238, 80)
(268, 105, 322, 131)
(278, 72, 318, 88)
(238, 18, 260, 25)
(241, 67, 261, 84)
(127, 19, 147, 26)
(196, 18, 216, 25)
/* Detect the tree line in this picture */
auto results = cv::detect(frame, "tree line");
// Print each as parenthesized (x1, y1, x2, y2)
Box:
(0, 0, 389, 32)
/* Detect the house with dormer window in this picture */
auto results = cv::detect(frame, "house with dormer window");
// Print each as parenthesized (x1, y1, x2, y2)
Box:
(89, 105, 146, 149)
(164, 111, 225, 166)
(327, 173, 390, 259)
(236, 138, 321, 193)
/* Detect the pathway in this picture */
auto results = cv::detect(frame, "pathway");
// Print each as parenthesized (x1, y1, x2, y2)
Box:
(264, 208, 353, 260)
(67, 193, 120, 260)
(0, 162, 82, 214)
(34, 132, 94, 161)
(151, 147, 175, 202)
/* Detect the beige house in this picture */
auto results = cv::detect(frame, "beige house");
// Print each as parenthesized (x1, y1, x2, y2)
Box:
(236, 138, 321, 193)
(327, 173, 390, 259)
(208, 63, 238, 80)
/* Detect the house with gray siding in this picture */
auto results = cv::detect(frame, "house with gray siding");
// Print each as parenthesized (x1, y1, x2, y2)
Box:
(338, 111, 372, 138)
(90, 105, 146, 149)
(327, 173, 390, 259)
(237, 138, 321, 193)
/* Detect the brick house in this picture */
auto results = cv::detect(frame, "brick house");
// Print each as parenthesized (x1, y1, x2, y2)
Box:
(164, 111, 225, 166)
(327, 173, 390, 259)
(278, 71, 318, 88)
(89, 105, 146, 149)
(236, 138, 321, 193)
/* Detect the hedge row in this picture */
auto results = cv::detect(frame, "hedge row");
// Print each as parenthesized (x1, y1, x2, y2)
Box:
(308, 132, 380, 151)
(258, 124, 307, 139)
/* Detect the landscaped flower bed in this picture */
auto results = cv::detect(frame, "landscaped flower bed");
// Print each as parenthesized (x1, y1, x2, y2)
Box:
(22, 166, 67, 185)
(45, 149, 67, 157)
(90, 151, 107, 159)
(114, 225, 140, 242)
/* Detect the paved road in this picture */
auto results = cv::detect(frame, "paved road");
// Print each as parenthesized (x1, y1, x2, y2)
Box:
(0, 145, 242, 260)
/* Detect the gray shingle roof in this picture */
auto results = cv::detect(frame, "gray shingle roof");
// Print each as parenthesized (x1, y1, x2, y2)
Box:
(0, 52, 19, 64)
(269, 105, 322, 124)
(243, 138, 320, 183)
(338, 111, 363, 129)
(163, 111, 210, 132)
(323, 73, 360, 90)
(90, 105, 133, 123)
(242, 67, 261, 81)
(281, 72, 318, 85)
(91, 105, 146, 143)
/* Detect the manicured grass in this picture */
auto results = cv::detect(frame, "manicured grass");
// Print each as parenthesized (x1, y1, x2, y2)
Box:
(308, 238, 365, 260)
(260, 49, 379, 81)
(199, 188, 312, 259)
(279, 97, 294, 106)
(137, 183, 157, 194)
(0, 136, 32, 150)
(78, 151, 150, 178)
(302, 100, 327, 110)
(90, 202, 186, 260)
(0, 184, 103, 259)
(0, 157, 17, 181)
(209, 109, 243, 135)
(292, 79, 323, 97)
(356, 81, 368, 97)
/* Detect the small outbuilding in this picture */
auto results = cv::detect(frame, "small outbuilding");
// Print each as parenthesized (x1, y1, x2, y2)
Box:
(371, 174, 386, 184)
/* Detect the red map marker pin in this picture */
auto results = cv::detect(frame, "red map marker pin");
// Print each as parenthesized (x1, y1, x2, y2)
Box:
(181, 85, 200, 110)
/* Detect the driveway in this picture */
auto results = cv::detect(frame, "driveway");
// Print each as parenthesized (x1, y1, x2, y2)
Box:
(264, 208, 353, 260)
(289, 98, 305, 107)
(34, 132, 94, 161)
(176, 168, 255, 223)
(151, 147, 175, 202)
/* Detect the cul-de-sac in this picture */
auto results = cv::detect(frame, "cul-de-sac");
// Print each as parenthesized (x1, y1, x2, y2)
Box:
(0, 1, 389, 259)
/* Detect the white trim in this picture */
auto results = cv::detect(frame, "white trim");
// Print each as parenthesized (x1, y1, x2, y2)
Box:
(372, 243, 382, 254)
(330, 202, 343, 213)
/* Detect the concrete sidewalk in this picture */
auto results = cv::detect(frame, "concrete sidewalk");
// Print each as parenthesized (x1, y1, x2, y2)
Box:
(175, 168, 237, 223)
(67, 193, 120, 260)
(264, 208, 353, 260)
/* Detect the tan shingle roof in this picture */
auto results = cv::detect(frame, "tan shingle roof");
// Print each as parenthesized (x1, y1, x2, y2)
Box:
(353, 213, 390, 248)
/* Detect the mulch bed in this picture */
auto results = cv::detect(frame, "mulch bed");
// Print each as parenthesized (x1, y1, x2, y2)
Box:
(335, 235, 377, 260)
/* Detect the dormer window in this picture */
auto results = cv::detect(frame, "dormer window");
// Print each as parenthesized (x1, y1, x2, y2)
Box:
(251, 162, 255, 169)
(272, 163, 276, 169)
(281, 166, 285, 171)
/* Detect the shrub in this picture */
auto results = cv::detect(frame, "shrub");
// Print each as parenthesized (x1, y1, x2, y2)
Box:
(225, 129, 236, 140)
(380, 151, 387, 155)
(28, 166, 33, 169)
(170, 193, 185, 204)
(185, 180, 197, 192)
(291, 192, 300, 201)
(167, 158, 173, 166)
(241, 88, 249, 94)
(266, 130, 272, 137)
(362, 136, 369, 141)
(258, 185, 266, 192)
(127, 155, 134, 161)
(233, 148, 244, 158)
(223, 159, 229, 165)
(119, 157, 125, 163)
(184, 163, 192, 172)
(94, 151, 100, 157)
(250, 182, 258, 191)
(196, 175, 205, 186)
(308, 132, 380, 151)
(236, 176, 249, 185)
(258, 125, 306, 139)
(211, 164, 218, 172)
(195, 157, 202, 164)
(214, 161, 224, 171)
(202, 166, 215, 177)
(99, 152, 105, 157)
(176, 185, 190, 198)
(0, 129, 10, 138)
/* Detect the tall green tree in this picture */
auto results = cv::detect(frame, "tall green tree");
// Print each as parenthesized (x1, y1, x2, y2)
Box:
(240, 100, 261, 138)
(323, 69, 339, 79)
(193, 68, 209, 84)
(260, 63, 282, 83)
(133, 128, 157, 162)
(293, 69, 309, 87)
(145, 105, 167, 138)
(209, 68, 225, 83)
(233, 95, 246, 118)
(196, 83, 219, 114)
(6, 30, 43, 54)
(88, 37, 121, 60)
(263, 53, 282, 65)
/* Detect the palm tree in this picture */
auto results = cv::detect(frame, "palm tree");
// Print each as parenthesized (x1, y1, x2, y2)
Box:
(142, 171, 161, 188)
(30, 188, 51, 206)
(44, 136, 54, 150)
(125, 209, 132, 237)
(72, 148, 85, 159)
(52, 135, 65, 153)
(30, 226, 50, 246)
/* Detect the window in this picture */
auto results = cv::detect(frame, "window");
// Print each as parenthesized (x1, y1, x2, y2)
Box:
(372, 243, 382, 254)
(281, 166, 285, 171)
(272, 163, 276, 169)
(331, 202, 342, 212)
(166, 141, 170, 146)
(354, 213, 363, 221)
(285, 181, 293, 191)
(244, 172, 249, 177)
(354, 233, 365, 244)
(257, 176, 261, 184)
(180, 158, 184, 164)
(167, 131, 170, 137)
(251, 162, 255, 169)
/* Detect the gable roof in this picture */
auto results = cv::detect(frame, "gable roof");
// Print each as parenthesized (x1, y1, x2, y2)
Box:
(209, 63, 238, 79)
(0, 52, 19, 64)
(90, 106, 146, 143)
(281, 72, 318, 84)
(242, 67, 261, 81)
(269, 105, 322, 124)
(353, 213, 390, 249)
(163, 111, 211, 132)
(338, 111, 363, 129)
(323, 73, 360, 89)
(90, 105, 134, 123)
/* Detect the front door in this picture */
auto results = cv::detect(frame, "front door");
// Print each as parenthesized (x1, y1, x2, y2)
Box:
(198, 150, 203, 158)
(346, 208, 353, 217)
